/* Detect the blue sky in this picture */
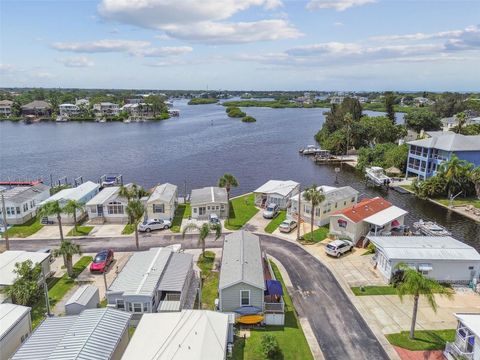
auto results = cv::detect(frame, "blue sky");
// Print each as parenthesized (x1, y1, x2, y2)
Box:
(1, 0, 479, 91)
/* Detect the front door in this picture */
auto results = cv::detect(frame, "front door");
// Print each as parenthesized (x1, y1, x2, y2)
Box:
(97, 205, 104, 216)
(199, 207, 206, 216)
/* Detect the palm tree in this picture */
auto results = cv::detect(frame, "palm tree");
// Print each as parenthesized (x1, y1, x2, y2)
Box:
(471, 167, 480, 199)
(125, 200, 145, 249)
(218, 173, 239, 221)
(395, 263, 453, 339)
(437, 155, 473, 198)
(63, 200, 84, 232)
(38, 200, 65, 242)
(455, 112, 467, 133)
(54, 240, 82, 277)
(182, 222, 222, 255)
(302, 185, 325, 238)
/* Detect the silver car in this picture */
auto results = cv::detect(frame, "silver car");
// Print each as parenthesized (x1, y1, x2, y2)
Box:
(263, 203, 279, 219)
(279, 220, 297, 233)
(325, 240, 354, 257)
(138, 219, 172, 232)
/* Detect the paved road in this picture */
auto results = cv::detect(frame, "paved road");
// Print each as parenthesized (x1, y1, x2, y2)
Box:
(3, 233, 389, 360)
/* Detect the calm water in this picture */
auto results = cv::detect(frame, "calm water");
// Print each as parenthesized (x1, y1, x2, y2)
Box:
(1, 100, 478, 247)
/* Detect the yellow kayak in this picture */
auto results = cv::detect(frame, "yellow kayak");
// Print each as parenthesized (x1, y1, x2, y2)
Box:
(237, 315, 264, 325)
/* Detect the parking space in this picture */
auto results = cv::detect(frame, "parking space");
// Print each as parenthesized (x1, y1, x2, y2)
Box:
(28, 224, 74, 239)
(88, 224, 125, 237)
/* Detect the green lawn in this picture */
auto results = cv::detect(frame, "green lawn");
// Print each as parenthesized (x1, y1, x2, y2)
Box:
(400, 184, 415, 193)
(386, 329, 456, 351)
(301, 226, 329, 243)
(67, 226, 94, 236)
(4, 217, 44, 238)
(171, 203, 191, 232)
(122, 224, 135, 235)
(198, 251, 215, 272)
(232, 262, 313, 360)
(31, 256, 93, 328)
(225, 193, 259, 230)
(435, 197, 480, 209)
(351, 285, 398, 296)
(264, 211, 286, 234)
(199, 251, 219, 310)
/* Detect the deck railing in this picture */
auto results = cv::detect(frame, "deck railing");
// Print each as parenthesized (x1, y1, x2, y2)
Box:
(264, 301, 284, 313)
(445, 342, 473, 360)
(164, 293, 181, 301)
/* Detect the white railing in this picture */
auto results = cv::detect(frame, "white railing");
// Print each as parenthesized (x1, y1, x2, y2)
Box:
(165, 293, 181, 301)
(445, 342, 474, 360)
(264, 302, 284, 313)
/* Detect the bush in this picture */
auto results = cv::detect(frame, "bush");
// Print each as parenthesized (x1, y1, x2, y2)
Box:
(242, 115, 256, 123)
(261, 334, 282, 359)
(226, 106, 246, 118)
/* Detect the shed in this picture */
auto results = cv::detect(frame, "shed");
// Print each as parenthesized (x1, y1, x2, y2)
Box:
(0, 303, 32, 360)
(65, 285, 100, 315)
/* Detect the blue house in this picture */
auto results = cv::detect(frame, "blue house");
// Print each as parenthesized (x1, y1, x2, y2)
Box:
(406, 132, 480, 180)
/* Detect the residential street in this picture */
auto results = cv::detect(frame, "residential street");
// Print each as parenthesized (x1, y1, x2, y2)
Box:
(3, 232, 390, 360)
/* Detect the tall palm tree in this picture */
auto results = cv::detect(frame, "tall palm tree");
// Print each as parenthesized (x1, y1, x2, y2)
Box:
(182, 223, 222, 255)
(395, 263, 453, 339)
(125, 200, 145, 249)
(471, 167, 480, 199)
(302, 185, 325, 238)
(437, 155, 473, 198)
(63, 200, 84, 232)
(455, 112, 467, 134)
(218, 173, 239, 221)
(119, 183, 148, 201)
(54, 240, 82, 277)
(38, 200, 64, 242)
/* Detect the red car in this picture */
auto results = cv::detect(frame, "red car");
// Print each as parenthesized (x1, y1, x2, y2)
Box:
(90, 249, 114, 273)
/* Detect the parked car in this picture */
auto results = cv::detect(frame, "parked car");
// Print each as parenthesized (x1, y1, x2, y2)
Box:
(40, 217, 54, 225)
(138, 219, 172, 232)
(325, 240, 354, 258)
(263, 203, 279, 219)
(279, 219, 297, 233)
(209, 213, 220, 227)
(90, 249, 114, 273)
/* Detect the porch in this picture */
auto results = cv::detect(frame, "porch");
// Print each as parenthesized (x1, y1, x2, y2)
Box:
(444, 321, 476, 360)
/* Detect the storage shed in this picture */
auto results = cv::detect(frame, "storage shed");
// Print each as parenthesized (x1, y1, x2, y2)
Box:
(0, 303, 32, 360)
(65, 285, 100, 315)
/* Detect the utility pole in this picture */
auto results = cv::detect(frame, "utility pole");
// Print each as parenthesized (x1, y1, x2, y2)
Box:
(42, 268, 51, 316)
(103, 270, 108, 295)
(0, 187, 10, 250)
(296, 188, 301, 242)
(184, 178, 187, 204)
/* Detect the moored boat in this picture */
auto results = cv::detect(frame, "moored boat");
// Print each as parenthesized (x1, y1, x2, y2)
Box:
(300, 145, 322, 155)
(413, 220, 452, 236)
(365, 166, 391, 186)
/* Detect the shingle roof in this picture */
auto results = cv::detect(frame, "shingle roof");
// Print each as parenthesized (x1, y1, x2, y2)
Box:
(0, 303, 31, 342)
(332, 197, 392, 223)
(2, 183, 50, 204)
(0, 100, 13, 106)
(407, 132, 480, 152)
(11, 308, 131, 360)
(219, 231, 265, 290)
(21, 100, 51, 110)
(148, 183, 177, 203)
(65, 285, 98, 306)
(190, 187, 227, 206)
(159, 253, 193, 292)
(254, 180, 299, 197)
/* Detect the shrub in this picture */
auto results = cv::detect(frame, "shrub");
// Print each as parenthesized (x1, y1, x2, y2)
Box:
(242, 115, 256, 123)
(226, 106, 246, 118)
(261, 334, 282, 359)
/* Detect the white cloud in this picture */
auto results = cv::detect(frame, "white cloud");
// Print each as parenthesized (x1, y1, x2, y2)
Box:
(307, 0, 376, 11)
(97, 0, 299, 43)
(0, 63, 16, 73)
(132, 46, 193, 57)
(51, 39, 150, 53)
(58, 56, 94, 67)
(333, 22, 344, 26)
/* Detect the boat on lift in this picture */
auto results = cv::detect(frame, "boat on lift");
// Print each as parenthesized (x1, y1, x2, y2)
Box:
(299, 145, 323, 155)
(365, 166, 391, 187)
(413, 220, 452, 236)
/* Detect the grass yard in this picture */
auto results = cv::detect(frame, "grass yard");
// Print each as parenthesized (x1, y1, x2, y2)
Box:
(351, 285, 398, 296)
(435, 197, 480, 209)
(67, 226, 94, 236)
(386, 329, 456, 351)
(232, 261, 313, 360)
(122, 224, 135, 235)
(225, 193, 259, 230)
(399, 184, 415, 193)
(198, 251, 219, 310)
(197, 251, 215, 272)
(300, 226, 329, 244)
(171, 203, 191, 232)
(4, 217, 44, 238)
(31, 256, 93, 328)
(264, 211, 286, 234)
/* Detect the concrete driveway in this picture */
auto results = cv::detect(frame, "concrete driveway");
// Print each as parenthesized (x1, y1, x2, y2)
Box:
(28, 224, 73, 239)
(89, 224, 125, 237)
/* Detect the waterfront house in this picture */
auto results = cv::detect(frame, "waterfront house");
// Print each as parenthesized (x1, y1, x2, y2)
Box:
(190, 186, 228, 219)
(253, 180, 300, 209)
(93, 102, 119, 117)
(11, 308, 132, 360)
(0, 183, 50, 225)
(0, 100, 13, 117)
(58, 103, 80, 118)
(122, 310, 230, 360)
(330, 96, 345, 104)
(20, 100, 51, 117)
(445, 313, 480, 360)
(287, 185, 359, 226)
(40, 181, 100, 224)
(75, 98, 90, 107)
(329, 197, 408, 245)
(145, 183, 178, 221)
(406, 132, 480, 180)
(121, 102, 154, 120)
(106, 247, 194, 317)
(368, 235, 480, 283)
(413, 96, 435, 106)
(86, 186, 129, 224)
(65, 285, 100, 315)
(0, 250, 52, 288)
(219, 231, 285, 325)
(0, 303, 32, 359)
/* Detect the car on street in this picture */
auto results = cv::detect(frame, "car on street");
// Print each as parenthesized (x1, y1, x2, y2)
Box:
(209, 213, 221, 227)
(90, 249, 114, 273)
(138, 219, 172, 232)
(325, 239, 354, 258)
(279, 219, 297, 233)
(263, 203, 279, 219)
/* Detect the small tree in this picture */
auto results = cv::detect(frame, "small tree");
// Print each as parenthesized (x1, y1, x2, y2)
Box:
(54, 240, 82, 277)
(182, 222, 222, 255)
(455, 112, 467, 134)
(395, 263, 453, 339)
(126, 200, 145, 249)
(261, 334, 281, 359)
(302, 185, 326, 238)
(63, 200, 84, 232)
(5, 260, 42, 305)
(385, 91, 396, 124)
(218, 173, 239, 222)
(38, 200, 65, 242)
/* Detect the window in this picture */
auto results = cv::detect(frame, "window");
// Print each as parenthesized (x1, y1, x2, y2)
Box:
(16, 207, 20, 214)
(153, 204, 164, 213)
(116, 299, 125, 309)
(133, 303, 143, 313)
(143, 302, 149, 311)
(107, 201, 124, 215)
(216, 206, 219, 210)
(21, 333, 29, 343)
(351, 197, 355, 203)
(338, 219, 348, 228)
(23, 203, 28, 212)
(193, 207, 197, 213)
(240, 290, 250, 306)
(207, 206, 210, 210)
(221, 204, 225, 210)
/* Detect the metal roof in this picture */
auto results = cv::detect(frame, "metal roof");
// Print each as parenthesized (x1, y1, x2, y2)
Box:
(65, 285, 99, 306)
(0, 251, 51, 286)
(159, 253, 193, 292)
(108, 247, 173, 297)
(407, 132, 480, 152)
(11, 308, 131, 360)
(122, 310, 229, 360)
(455, 313, 480, 337)
(190, 187, 227, 206)
(85, 186, 121, 206)
(368, 236, 480, 261)
(254, 180, 299, 197)
(363, 206, 408, 226)
(219, 231, 265, 290)
(2, 183, 50, 204)
(0, 303, 31, 342)
(291, 185, 358, 203)
(148, 183, 177, 203)
(43, 181, 99, 204)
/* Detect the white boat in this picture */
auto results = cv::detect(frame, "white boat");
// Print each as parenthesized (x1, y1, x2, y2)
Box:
(365, 166, 391, 186)
(56, 115, 68, 122)
(123, 118, 131, 123)
(300, 145, 322, 155)
(413, 220, 452, 236)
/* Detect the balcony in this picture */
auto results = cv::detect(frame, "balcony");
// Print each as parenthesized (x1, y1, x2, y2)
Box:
(445, 342, 473, 360)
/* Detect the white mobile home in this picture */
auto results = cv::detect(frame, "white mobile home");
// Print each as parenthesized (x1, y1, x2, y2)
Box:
(0, 251, 51, 288)
(368, 235, 480, 283)
(65, 285, 100, 315)
(254, 180, 299, 209)
(0, 183, 50, 225)
(145, 183, 178, 220)
(190, 187, 228, 219)
(0, 304, 32, 360)
(86, 186, 129, 224)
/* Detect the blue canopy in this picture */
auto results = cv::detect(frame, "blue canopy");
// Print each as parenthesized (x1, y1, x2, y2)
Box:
(234, 306, 262, 315)
(266, 280, 283, 296)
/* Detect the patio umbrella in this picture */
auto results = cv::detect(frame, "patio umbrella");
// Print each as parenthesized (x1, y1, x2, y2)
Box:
(233, 306, 262, 315)
(385, 167, 401, 175)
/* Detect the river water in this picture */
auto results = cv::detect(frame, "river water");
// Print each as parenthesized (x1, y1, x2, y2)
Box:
(1, 100, 478, 247)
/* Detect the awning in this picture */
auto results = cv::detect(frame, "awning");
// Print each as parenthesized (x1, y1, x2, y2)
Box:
(364, 206, 408, 227)
(234, 306, 262, 315)
(418, 263, 433, 271)
(265, 280, 283, 296)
